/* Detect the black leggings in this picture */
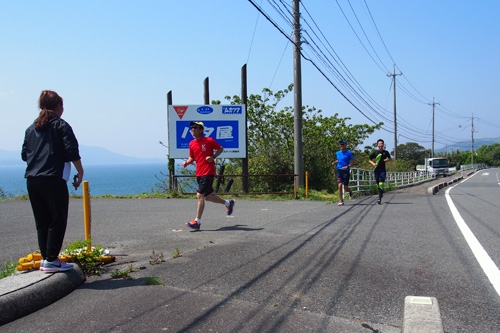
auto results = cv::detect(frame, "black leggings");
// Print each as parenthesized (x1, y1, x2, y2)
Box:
(27, 177, 69, 260)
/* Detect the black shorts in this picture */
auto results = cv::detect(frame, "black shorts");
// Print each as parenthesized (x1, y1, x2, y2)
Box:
(336, 169, 350, 185)
(197, 175, 215, 196)
(374, 170, 387, 183)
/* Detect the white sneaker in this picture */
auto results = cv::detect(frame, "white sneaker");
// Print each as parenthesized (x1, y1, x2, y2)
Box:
(349, 192, 354, 200)
(40, 258, 73, 272)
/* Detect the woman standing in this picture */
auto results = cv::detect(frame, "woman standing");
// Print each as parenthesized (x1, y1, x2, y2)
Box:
(21, 90, 84, 272)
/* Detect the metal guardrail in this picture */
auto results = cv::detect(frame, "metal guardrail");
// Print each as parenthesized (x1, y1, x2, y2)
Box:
(173, 168, 445, 198)
(460, 163, 486, 171)
(348, 168, 437, 195)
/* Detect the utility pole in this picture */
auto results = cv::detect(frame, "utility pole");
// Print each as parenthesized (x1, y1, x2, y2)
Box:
(387, 65, 402, 159)
(293, 0, 304, 187)
(428, 98, 440, 157)
(241, 64, 249, 193)
(166, 91, 174, 192)
(471, 113, 475, 166)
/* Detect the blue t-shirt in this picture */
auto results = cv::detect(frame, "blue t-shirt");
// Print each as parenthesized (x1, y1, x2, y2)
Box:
(336, 150, 354, 170)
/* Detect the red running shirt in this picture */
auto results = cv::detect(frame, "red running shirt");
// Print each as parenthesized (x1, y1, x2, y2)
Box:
(189, 136, 222, 176)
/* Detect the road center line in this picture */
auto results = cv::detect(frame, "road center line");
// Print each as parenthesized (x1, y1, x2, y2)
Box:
(445, 180, 500, 297)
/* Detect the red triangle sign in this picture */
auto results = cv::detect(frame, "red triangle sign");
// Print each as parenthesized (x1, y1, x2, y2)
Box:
(173, 106, 188, 119)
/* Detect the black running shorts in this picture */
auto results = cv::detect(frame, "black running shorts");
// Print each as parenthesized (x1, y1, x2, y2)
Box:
(336, 169, 350, 185)
(197, 175, 215, 196)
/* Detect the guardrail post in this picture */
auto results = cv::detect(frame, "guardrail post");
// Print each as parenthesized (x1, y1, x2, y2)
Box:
(305, 171, 308, 198)
(82, 181, 91, 251)
(294, 175, 297, 199)
(356, 168, 360, 194)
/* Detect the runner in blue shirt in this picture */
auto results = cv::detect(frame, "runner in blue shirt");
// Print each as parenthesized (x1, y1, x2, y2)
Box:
(332, 139, 354, 206)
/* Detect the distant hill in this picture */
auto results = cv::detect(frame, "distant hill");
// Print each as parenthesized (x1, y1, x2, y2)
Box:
(435, 137, 500, 154)
(0, 146, 166, 166)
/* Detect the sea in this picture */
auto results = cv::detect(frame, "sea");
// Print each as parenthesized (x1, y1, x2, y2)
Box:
(0, 163, 180, 197)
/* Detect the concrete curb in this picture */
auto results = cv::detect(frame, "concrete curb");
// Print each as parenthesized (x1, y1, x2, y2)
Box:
(0, 265, 85, 325)
(428, 169, 478, 195)
(427, 176, 463, 195)
(403, 296, 443, 332)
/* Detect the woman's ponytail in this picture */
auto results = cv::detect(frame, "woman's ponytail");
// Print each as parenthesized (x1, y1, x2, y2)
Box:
(34, 90, 63, 129)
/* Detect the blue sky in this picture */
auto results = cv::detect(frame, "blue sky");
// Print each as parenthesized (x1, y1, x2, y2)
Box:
(1, 1, 499, 159)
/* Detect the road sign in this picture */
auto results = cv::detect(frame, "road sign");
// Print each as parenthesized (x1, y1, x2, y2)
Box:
(168, 105, 246, 159)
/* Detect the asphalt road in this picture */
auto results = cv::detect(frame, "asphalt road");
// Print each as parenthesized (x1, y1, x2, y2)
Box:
(1, 170, 499, 332)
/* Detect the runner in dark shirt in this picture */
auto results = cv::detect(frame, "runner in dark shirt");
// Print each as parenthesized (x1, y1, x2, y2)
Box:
(369, 139, 392, 204)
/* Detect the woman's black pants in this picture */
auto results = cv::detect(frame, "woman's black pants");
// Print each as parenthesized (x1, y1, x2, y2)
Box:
(27, 177, 69, 260)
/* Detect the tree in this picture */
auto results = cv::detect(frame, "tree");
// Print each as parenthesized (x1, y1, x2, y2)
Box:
(394, 142, 430, 167)
(477, 143, 500, 165)
(444, 150, 469, 169)
(438, 143, 499, 170)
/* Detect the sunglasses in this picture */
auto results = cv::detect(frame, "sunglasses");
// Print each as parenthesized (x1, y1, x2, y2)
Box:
(191, 126, 201, 130)
(339, 143, 346, 145)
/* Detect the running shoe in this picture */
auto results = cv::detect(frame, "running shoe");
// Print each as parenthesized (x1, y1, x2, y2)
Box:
(377, 198, 381, 205)
(338, 201, 344, 206)
(186, 220, 201, 230)
(40, 258, 73, 272)
(349, 191, 354, 200)
(227, 199, 235, 215)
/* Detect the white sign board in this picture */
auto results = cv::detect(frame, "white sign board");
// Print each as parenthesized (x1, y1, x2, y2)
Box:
(168, 105, 246, 159)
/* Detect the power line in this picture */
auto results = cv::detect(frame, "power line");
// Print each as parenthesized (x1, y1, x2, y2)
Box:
(269, 41, 290, 89)
(247, 0, 294, 45)
(249, 0, 385, 127)
(246, 0, 264, 64)
(340, 0, 433, 105)
(300, 1, 441, 139)
(300, 6, 395, 123)
(300, 1, 440, 140)
(345, 0, 389, 72)
(477, 118, 500, 130)
(248, 1, 480, 148)
(361, 0, 395, 67)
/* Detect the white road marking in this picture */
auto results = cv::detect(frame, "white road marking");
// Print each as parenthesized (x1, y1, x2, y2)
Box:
(446, 181, 500, 297)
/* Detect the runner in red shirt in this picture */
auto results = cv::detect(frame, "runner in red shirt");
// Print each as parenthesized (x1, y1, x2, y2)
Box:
(182, 121, 235, 230)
